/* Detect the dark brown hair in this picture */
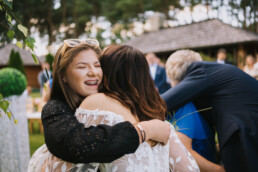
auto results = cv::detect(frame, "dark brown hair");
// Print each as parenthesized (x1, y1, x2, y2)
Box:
(99, 45, 166, 121)
(217, 48, 226, 54)
(51, 43, 101, 111)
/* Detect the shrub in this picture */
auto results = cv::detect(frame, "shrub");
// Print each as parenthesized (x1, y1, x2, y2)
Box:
(45, 53, 54, 71)
(8, 49, 26, 76)
(0, 68, 27, 97)
(199, 51, 215, 62)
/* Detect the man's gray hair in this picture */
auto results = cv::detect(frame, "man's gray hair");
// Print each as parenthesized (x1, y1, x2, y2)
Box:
(166, 50, 202, 83)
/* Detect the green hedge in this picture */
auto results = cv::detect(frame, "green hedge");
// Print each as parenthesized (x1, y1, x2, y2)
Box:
(45, 53, 54, 71)
(0, 67, 27, 97)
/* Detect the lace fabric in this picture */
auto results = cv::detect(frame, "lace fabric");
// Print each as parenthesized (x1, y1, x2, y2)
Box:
(29, 108, 200, 172)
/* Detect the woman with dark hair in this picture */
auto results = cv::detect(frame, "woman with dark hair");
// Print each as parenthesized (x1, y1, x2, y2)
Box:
(77, 45, 199, 171)
(28, 40, 171, 171)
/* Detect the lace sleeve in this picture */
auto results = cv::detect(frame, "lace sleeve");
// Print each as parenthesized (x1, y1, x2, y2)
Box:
(29, 108, 135, 172)
(42, 100, 139, 163)
(169, 124, 200, 172)
(75, 108, 125, 126)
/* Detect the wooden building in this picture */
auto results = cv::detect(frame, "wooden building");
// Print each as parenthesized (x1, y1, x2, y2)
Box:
(124, 19, 258, 68)
(0, 44, 45, 88)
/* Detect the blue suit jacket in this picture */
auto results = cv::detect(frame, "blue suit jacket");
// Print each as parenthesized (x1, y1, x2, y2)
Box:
(161, 61, 258, 149)
(154, 65, 171, 94)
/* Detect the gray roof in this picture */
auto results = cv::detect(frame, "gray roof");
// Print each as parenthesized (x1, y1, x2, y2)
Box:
(124, 19, 258, 54)
(0, 44, 45, 66)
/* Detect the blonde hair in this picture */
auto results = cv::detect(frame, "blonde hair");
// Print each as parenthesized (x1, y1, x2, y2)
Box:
(245, 55, 255, 64)
(166, 50, 202, 82)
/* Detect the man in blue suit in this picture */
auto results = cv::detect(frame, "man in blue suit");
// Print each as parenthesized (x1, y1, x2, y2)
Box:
(162, 50, 258, 172)
(146, 53, 171, 94)
(216, 48, 232, 64)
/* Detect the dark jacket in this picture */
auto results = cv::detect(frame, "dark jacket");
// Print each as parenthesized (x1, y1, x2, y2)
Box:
(154, 65, 171, 94)
(42, 99, 139, 163)
(161, 61, 258, 149)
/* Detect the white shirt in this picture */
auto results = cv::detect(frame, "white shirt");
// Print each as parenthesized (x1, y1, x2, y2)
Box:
(217, 59, 225, 64)
(149, 63, 158, 80)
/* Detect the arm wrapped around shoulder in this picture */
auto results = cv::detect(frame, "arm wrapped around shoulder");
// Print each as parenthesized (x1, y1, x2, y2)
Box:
(42, 99, 139, 163)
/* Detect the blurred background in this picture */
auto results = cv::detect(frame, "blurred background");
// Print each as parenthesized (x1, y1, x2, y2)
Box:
(1, 0, 258, 89)
(0, 0, 257, 158)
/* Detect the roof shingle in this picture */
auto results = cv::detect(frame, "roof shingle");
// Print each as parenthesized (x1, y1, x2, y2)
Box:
(124, 19, 258, 53)
(0, 44, 44, 66)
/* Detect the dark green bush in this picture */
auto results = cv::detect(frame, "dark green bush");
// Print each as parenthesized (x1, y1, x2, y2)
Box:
(8, 49, 26, 76)
(199, 51, 215, 62)
(45, 53, 54, 71)
(0, 67, 27, 97)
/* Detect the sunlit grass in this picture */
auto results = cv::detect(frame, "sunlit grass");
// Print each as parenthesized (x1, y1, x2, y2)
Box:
(29, 121, 45, 156)
(29, 92, 41, 98)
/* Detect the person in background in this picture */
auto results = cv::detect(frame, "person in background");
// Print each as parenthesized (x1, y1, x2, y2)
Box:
(29, 39, 170, 170)
(37, 62, 52, 94)
(162, 49, 258, 172)
(41, 79, 52, 106)
(243, 55, 257, 78)
(254, 54, 258, 80)
(155, 56, 165, 68)
(165, 51, 225, 172)
(254, 54, 258, 68)
(216, 48, 231, 64)
(146, 53, 170, 94)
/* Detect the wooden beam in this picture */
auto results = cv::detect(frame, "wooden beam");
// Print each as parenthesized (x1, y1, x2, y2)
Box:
(237, 44, 246, 69)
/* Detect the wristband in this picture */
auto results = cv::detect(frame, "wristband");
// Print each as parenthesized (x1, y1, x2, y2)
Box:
(136, 124, 146, 142)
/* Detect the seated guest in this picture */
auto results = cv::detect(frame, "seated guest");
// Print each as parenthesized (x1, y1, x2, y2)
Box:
(165, 51, 226, 172)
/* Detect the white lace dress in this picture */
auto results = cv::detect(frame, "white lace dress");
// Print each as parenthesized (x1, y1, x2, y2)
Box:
(28, 108, 200, 172)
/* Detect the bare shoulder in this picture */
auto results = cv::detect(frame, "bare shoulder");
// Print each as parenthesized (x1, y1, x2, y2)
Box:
(80, 93, 138, 123)
(80, 93, 107, 110)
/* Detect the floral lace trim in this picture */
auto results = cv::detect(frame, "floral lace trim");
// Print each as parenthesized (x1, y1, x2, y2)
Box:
(75, 108, 125, 121)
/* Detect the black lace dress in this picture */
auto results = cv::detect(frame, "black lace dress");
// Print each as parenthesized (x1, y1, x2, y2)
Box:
(41, 99, 139, 163)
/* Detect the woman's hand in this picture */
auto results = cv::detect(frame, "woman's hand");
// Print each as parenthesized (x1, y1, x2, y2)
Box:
(135, 119, 170, 145)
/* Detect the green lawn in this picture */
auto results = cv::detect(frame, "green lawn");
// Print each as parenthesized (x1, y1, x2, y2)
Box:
(29, 92, 41, 98)
(29, 121, 45, 156)
(28, 90, 45, 156)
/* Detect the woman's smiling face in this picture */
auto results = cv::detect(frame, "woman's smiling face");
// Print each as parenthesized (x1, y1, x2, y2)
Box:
(64, 49, 103, 97)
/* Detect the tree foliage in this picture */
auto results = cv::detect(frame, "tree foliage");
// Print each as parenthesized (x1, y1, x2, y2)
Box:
(1, 0, 257, 47)
(45, 53, 54, 71)
(228, 0, 258, 32)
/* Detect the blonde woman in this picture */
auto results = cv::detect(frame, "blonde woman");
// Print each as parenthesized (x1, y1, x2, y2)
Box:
(243, 55, 257, 78)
